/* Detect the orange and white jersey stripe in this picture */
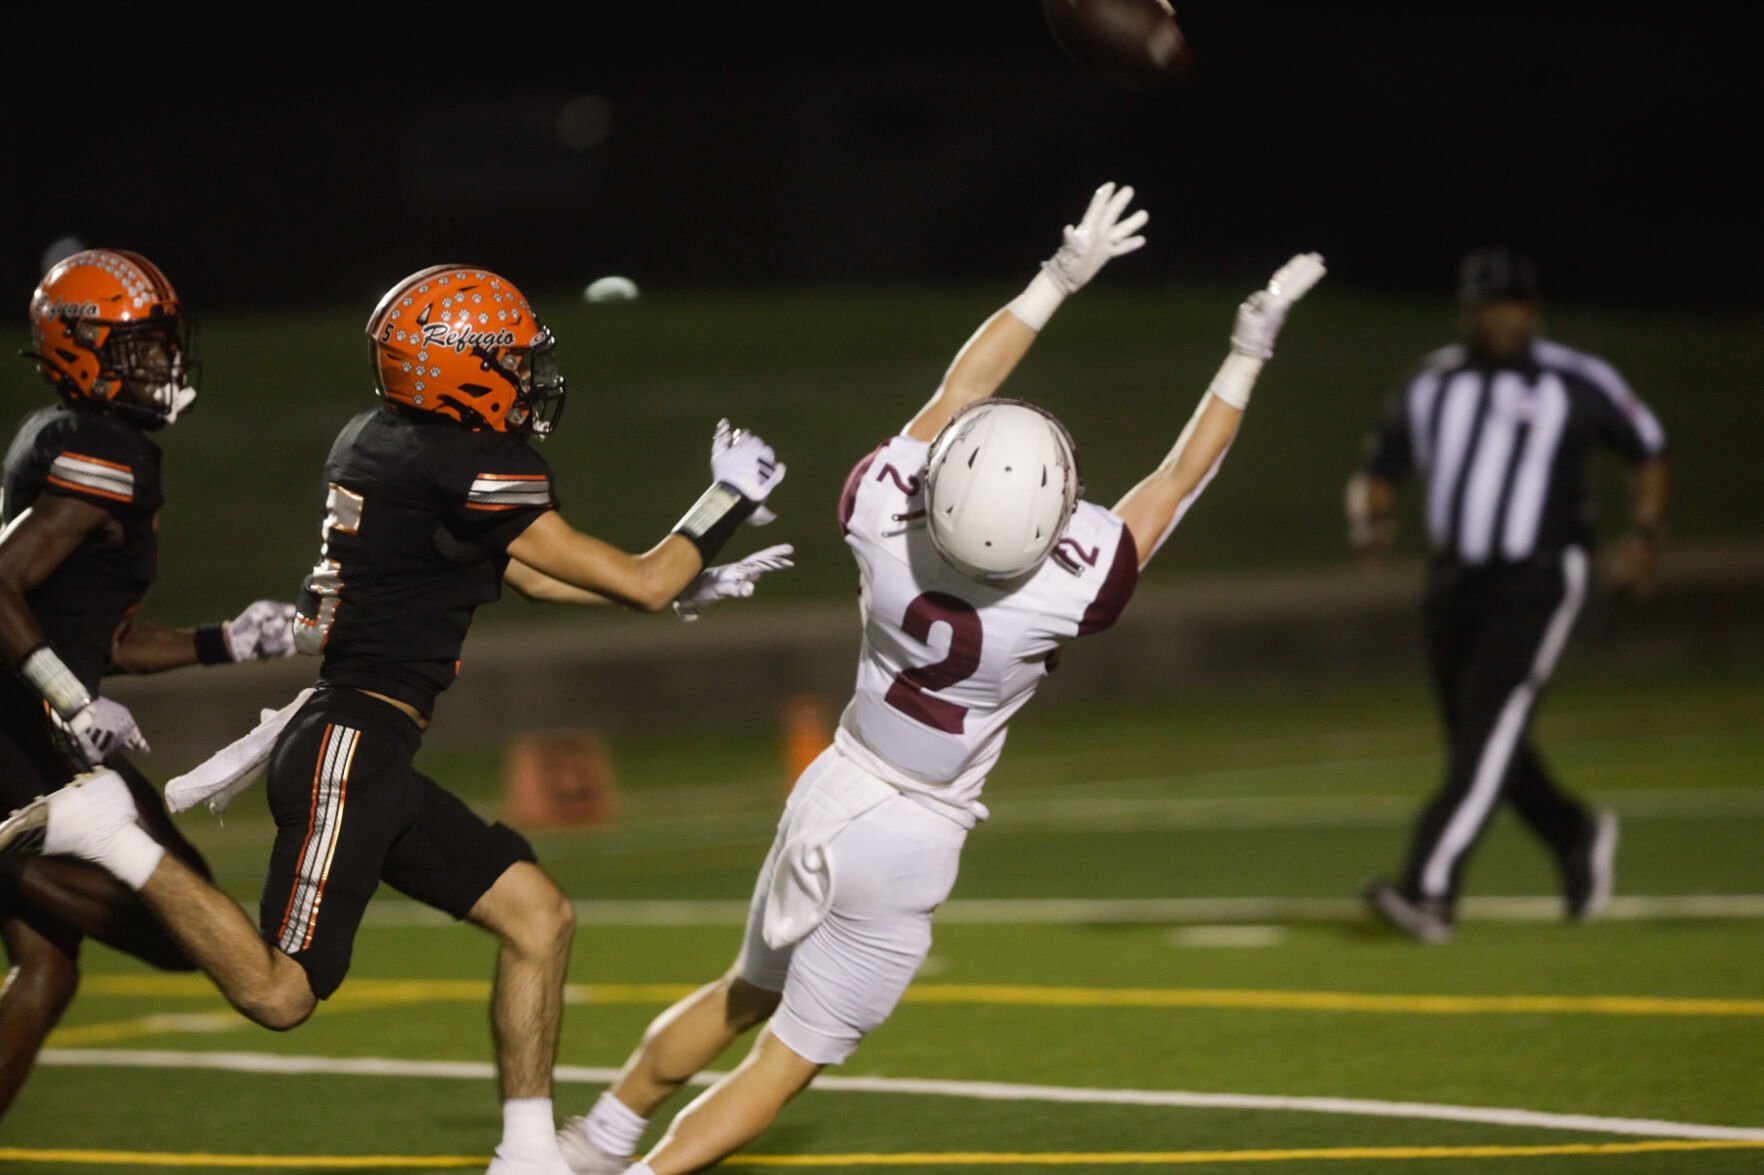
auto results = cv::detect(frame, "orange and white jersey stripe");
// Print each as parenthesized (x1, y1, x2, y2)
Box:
(277, 723, 360, 954)
(46, 451, 135, 504)
(465, 472, 552, 511)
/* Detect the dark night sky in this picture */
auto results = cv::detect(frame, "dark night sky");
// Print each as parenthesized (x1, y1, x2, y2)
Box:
(4, 3, 1760, 308)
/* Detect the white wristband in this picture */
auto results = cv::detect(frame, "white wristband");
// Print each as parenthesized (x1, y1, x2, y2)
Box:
(1206, 352, 1264, 411)
(1005, 269, 1068, 333)
(19, 645, 92, 719)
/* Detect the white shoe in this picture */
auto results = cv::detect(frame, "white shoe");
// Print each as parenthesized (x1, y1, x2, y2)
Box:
(557, 1116, 632, 1175)
(0, 769, 139, 860)
(485, 1141, 576, 1175)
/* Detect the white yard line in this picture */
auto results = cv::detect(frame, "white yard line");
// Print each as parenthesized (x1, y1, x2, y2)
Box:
(38, 1048, 1764, 1143)
(359, 892, 1764, 927)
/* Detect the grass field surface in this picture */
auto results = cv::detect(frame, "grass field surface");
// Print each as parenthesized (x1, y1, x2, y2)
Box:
(3, 289, 1758, 623)
(6, 660, 1761, 1172)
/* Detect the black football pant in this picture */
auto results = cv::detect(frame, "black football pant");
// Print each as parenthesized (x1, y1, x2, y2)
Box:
(1397, 547, 1596, 908)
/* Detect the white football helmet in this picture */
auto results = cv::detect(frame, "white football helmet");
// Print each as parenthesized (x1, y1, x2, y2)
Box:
(924, 399, 1082, 582)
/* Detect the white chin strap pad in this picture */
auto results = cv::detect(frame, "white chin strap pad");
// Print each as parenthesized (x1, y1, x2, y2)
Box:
(154, 384, 198, 424)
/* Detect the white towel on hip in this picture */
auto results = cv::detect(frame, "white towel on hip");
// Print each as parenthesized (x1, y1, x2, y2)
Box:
(164, 688, 315, 815)
(762, 751, 900, 950)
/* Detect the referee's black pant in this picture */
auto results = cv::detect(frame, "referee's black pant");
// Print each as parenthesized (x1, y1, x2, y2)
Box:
(1398, 546, 1596, 908)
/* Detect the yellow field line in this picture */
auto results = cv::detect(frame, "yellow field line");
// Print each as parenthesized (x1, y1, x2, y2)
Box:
(78, 975, 1764, 1018)
(6, 1140, 1764, 1168)
(47, 981, 459, 1048)
(46, 1012, 242, 1047)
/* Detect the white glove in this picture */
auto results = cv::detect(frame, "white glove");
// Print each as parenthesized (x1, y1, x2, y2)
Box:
(674, 543, 796, 622)
(223, 600, 298, 661)
(1229, 252, 1327, 360)
(1042, 182, 1150, 295)
(710, 418, 786, 525)
(58, 697, 150, 769)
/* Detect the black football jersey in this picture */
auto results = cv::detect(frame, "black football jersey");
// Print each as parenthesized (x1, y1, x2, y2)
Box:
(2, 406, 163, 689)
(294, 407, 557, 718)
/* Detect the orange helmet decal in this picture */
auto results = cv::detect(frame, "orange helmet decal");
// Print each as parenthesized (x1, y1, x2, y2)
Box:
(27, 249, 198, 426)
(366, 265, 565, 436)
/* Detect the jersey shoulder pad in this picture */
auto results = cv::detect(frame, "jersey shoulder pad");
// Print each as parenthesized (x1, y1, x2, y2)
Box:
(33, 408, 160, 509)
(841, 435, 927, 541)
(438, 429, 557, 514)
(1047, 501, 1139, 636)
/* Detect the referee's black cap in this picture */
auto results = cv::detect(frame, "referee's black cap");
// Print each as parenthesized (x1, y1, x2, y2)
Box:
(1458, 246, 1542, 307)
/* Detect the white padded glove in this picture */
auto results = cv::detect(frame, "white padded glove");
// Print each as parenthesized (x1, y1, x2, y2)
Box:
(710, 418, 786, 525)
(1229, 252, 1327, 360)
(1043, 182, 1150, 295)
(58, 697, 150, 769)
(223, 600, 298, 661)
(674, 543, 796, 622)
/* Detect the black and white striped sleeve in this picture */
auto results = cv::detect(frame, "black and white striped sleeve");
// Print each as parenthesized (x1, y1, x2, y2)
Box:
(1542, 342, 1667, 462)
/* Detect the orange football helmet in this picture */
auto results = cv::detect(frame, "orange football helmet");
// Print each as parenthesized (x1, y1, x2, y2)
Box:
(366, 265, 565, 437)
(26, 249, 198, 428)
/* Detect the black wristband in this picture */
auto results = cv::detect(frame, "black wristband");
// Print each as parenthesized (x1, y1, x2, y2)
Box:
(673, 483, 759, 563)
(195, 623, 232, 665)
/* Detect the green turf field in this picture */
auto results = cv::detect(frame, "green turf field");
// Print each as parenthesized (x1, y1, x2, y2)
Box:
(6, 660, 1761, 1172)
(4, 288, 1759, 623)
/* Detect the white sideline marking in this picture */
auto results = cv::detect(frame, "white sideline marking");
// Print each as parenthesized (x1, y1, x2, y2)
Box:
(39, 1048, 1764, 1142)
(1170, 925, 1288, 948)
(359, 892, 1764, 928)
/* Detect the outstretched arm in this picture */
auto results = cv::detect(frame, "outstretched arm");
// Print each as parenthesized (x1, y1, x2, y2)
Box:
(906, 182, 1148, 442)
(506, 514, 700, 613)
(111, 601, 299, 674)
(506, 420, 789, 613)
(1114, 254, 1326, 568)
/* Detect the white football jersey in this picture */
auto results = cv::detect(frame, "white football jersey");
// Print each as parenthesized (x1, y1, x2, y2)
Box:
(834, 434, 1138, 824)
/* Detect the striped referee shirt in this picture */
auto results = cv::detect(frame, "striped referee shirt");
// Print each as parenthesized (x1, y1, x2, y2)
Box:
(1362, 339, 1667, 565)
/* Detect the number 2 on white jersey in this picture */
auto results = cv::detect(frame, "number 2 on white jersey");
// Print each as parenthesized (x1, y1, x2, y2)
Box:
(884, 591, 983, 734)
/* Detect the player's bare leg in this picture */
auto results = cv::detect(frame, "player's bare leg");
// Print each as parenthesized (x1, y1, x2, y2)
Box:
(0, 914, 80, 1116)
(636, 1027, 821, 1175)
(0, 769, 316, 1029)
(468, 861, 576, 1100)
(613, 973, 782, 1115)
(137, 854, 317, 1029)
(0, 857, 193, 971)
(468, 860, 577, 1174)
(560, 959, 783, 1169)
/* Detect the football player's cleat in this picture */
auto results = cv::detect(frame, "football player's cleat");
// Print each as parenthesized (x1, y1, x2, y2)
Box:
(25, 249, 198, 428)
(555, 1118, 631, 1175)
(366, 265, 565, 437)
(1363, 880, 1454, 944)
(1565, 808, 1619, 922)
(0, 769, 140, 861)
(0, 795, 49, 857)
(484, 1144, 577, 1175)
(924, 398, 1082, 581)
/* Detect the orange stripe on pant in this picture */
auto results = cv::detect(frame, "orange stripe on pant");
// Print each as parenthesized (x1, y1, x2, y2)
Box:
(276, 725, 356, 953)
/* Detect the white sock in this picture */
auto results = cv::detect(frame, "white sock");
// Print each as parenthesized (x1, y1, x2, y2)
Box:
(625, 1164, 656, 1175)
(501, 1096, 556, 1154)
(41, 770, 164, 890)
(585, 1091, 648, 1157)
(99, 823, 166, 892)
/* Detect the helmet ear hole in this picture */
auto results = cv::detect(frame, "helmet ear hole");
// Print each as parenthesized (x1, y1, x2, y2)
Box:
(924, 398, 1080, 582)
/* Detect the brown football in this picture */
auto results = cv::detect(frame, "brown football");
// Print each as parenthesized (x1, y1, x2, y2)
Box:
(1042, 0, 1191, 91)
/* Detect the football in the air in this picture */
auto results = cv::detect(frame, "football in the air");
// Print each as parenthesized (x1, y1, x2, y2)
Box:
(1042, 0, 1191, 90)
